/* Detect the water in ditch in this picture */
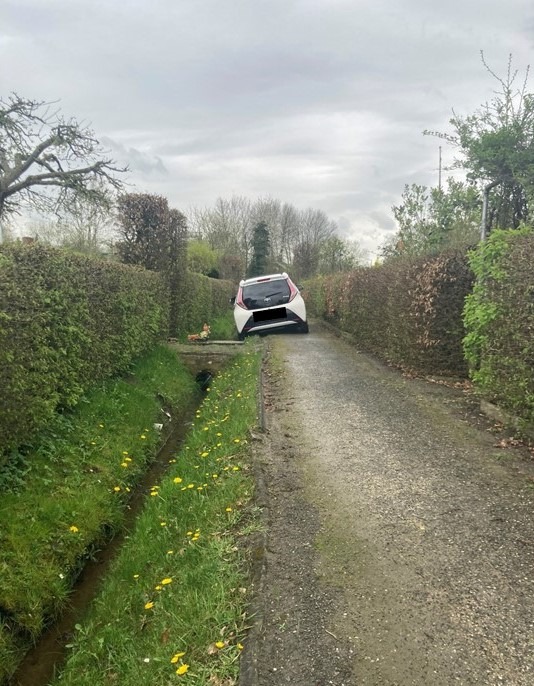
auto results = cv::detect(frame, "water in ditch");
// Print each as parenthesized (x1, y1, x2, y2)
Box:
(9, 376, 214, 686)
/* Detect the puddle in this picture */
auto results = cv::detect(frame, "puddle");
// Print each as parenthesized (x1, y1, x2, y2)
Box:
(9, 397, 201, 686)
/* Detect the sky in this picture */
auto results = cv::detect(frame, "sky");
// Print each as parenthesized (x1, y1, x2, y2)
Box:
(1, 0, 534, 258)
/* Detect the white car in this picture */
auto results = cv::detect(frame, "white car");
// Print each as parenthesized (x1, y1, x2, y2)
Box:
(232, 272, 308, 339)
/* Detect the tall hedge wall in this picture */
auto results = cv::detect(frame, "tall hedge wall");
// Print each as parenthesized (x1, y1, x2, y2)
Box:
(0, 246, 236, 458)
(0, 244, 169, 458)
(463, 228, 534, 429)
(305, 250, 473, 376)
(173, 271, 235, 336)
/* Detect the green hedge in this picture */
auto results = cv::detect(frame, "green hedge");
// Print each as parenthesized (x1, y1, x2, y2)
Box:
(463, 227, 534, 429)
(173, 271, 235, 336)
(0, 244, 169, 459)
(305, 250, 473, 376)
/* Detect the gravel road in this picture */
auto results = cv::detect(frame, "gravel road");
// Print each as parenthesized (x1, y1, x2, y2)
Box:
(243, 324, 534, 686)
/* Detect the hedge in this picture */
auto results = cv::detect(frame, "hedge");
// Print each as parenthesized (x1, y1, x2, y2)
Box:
(0, 244, 169, 459)
(0, 246, 237, 460)
(305, 250, 473, 376)
(463, 227, 534, 430)
(173, 271, 235, 336)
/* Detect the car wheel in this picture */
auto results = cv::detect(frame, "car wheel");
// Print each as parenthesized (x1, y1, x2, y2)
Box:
(300, 322, 309, 333)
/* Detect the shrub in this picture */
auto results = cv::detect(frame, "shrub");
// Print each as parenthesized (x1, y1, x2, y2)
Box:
(463, 227, 534, 427)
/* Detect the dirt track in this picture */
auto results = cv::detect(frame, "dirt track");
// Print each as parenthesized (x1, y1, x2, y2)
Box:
(242, 324, 534, 686)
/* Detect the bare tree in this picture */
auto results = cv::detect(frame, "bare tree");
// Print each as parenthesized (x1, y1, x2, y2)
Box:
(0, 93, 126, 226)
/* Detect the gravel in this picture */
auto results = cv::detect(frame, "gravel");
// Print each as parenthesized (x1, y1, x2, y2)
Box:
(242, 324, 534, 686)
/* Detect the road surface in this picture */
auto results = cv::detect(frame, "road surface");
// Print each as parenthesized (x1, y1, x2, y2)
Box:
(243, 324, 534, 686)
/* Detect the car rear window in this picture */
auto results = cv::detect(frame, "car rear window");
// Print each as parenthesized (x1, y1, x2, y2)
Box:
(242, 279, 290, 308)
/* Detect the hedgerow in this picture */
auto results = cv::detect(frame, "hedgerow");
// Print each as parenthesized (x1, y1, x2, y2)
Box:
(463, 227, 534, 429)
(305, 250, 473, 376)
(0, 245, 237, 460)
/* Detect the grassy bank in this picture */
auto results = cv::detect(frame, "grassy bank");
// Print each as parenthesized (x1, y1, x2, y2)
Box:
(50, 347, 261, 685)
(0, 347, 199, 683)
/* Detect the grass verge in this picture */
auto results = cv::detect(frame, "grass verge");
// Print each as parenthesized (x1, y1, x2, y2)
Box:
(50, 346, 262, 685)
(0, 346, 199, 683)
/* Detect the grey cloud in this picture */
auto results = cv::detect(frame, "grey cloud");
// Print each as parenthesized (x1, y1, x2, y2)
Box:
(2, 0, 534, 257)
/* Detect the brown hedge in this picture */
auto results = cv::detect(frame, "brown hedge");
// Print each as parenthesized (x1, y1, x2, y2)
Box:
(305, 251, 473, 376)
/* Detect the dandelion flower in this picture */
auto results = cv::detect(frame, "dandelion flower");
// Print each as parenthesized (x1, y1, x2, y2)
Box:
(161, 577, 172, 585)
(237, 643, 244, 650)
(144, 601, 154, 610)
(113, 486, 121, 492)
(69, 525, 79, 533)
(173, 477, 183, 484)
(170, 652, 186, 663)
(215, 641, 225, 649)
(133, 574, 140, 579)
(140, 434, 147, 440)
(225, 507, 233, 512)
(121, 462, 129, 468)
(160, 522, 167, 527)
(233, 438, 241, 444)
(176, 664, 189, 675)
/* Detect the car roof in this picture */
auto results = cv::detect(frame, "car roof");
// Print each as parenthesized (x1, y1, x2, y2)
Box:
(239, 272, 289, 287)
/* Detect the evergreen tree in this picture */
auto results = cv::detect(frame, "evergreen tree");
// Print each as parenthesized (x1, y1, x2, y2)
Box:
(247, 221, 270, 277)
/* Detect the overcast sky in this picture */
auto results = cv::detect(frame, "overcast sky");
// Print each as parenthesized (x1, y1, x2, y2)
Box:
(2, 0, 534, 257)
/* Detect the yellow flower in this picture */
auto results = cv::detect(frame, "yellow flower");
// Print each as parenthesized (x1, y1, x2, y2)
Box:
(215, 641, 225, 649)
(233, 438, 241, 444)
(133, 574, 140, 579)
(122, 451, 129, 455)
(155, 585, 162, 591)
(140, 434, 147, 439)
(167, 550, 174, 555)
(144, 601, 154, 610)
(113, 486, 121, 492)
(176, 664, 189, 675)
(225, 507, 233, 512)
(121, 462, 129, 468)
(216, 432, 222, 437)
(69, 525, 79, 533)
(161, 577, 172, 585)
(170, 651, 186, 663)
(124, 457, 132, 462)
(99, 423, 104, 428)
(201, 451, 209, 458)
(187, 484, 194, 489)
(160, 522, 167, 527)
(237, 643, 244, 650)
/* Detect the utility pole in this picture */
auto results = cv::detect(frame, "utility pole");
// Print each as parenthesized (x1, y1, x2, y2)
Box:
(438, 146, 442, 191)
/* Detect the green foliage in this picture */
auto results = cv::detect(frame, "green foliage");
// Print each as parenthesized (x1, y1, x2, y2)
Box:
(463, 226, 534, 426)
(382, 179, 481, 259)
(425, 53, 534, 230)
(187, 239, 219, 275)
(306, 251, 473, 375)
(0, 244, 169, 459)
(48, 349, 261, 686)
(173, 271, 235, 338)
(247, 221, 270, 277)
(0, 346, 198, 680)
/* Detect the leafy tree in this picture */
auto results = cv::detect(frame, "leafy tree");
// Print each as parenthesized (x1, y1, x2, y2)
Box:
(0, 94, 125, 226)
(247, 221, 270, 277)
(317, 236, 366, 274)
(382, 179, 481, 260)
(425, 53, 534, 232)
(187, 239, 219, 275)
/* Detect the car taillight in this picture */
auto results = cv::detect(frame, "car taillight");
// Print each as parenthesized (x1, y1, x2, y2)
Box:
(236, 287, 247, 309)
(287, 279, 298, 303)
